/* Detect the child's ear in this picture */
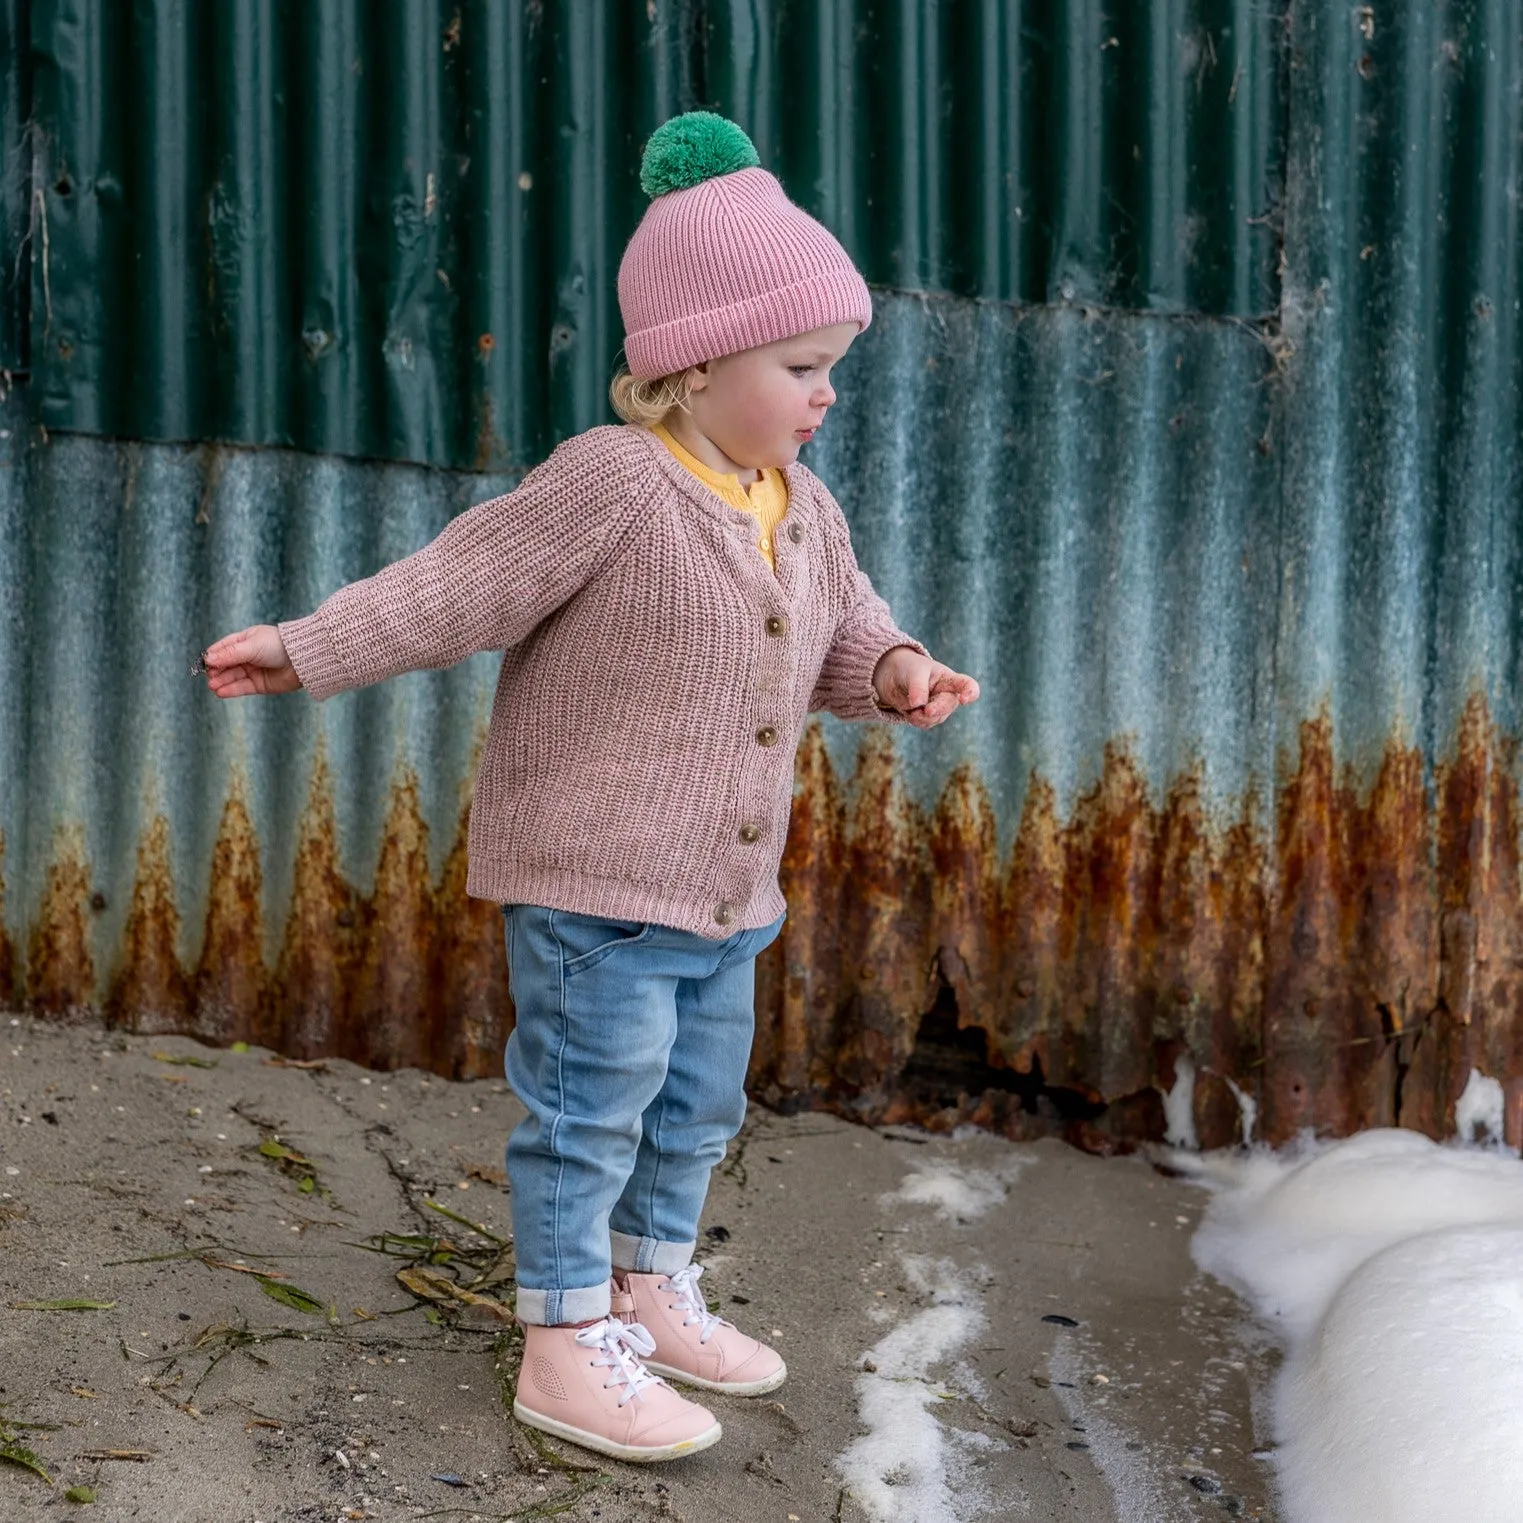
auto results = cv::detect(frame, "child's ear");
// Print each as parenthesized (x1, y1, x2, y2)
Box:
(687, 362, 709, 393)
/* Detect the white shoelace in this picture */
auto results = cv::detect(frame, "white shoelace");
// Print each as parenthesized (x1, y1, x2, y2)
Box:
(575, 1318, 662, 1407)
(659, 1263, 726, 1346)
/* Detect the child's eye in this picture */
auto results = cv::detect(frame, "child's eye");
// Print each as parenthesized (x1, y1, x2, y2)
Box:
(788, 365, 814, 376)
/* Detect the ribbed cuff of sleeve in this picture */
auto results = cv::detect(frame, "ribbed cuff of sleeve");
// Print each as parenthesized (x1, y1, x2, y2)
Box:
(822, 623, 929, 723)
(277, 610, 348, 702)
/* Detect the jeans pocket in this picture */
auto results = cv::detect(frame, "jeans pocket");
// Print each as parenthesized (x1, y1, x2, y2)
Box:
(547, 909, 653, 977)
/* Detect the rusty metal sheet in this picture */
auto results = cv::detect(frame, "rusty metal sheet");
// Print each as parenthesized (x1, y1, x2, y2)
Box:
(3, 278, 1520, 1153)
(6, 0, 1523, 1148)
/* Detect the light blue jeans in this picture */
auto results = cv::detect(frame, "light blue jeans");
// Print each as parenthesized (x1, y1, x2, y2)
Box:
(501, 904, 785, 1325)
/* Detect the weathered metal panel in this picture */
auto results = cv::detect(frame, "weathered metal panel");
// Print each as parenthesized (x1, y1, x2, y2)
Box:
(6, 0, 1523, 1153)
(26, 0, 695, 471)
(21, 0, 1284, 471)
(1, 0, 28, 371)
(707, 0, 1284, 313)
(5, 267, 1522, 1151)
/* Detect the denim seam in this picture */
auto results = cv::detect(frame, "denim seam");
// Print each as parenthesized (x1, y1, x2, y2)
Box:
(644, 1082, 667, 1253)
(547, 910, 570, 1326)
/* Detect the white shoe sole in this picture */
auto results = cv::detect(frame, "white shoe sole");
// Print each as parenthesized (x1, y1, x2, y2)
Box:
(644, 1359, 788, 1396)
(512, 1400, 722, 1462)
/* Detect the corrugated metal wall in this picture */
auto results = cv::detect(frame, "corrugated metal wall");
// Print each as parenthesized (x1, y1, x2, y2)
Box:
(20, 0, 1283, 471)
(1, 0, 27, 372)
(4, 0, 1523, 1150)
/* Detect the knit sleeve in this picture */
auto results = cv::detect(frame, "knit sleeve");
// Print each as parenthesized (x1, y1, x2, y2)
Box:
(806, 491, 928, 724)
(278, 428, 654, 701)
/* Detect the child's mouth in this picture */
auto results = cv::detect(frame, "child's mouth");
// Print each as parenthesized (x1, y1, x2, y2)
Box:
(795, 428, 816, 441)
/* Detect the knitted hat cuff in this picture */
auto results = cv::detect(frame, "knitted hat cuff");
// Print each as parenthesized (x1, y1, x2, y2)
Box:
(623, 268, 872, 379)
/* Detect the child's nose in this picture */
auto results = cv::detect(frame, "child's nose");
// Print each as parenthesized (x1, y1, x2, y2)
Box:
(812, 380, 836, 408)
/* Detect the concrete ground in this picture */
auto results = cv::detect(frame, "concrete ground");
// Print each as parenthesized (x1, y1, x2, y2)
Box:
(0, 1017, 1277, 1522)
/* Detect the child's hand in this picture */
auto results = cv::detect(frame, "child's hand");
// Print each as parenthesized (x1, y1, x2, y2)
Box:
(202, 625, 302, 698)
(872, 647, 979, 729)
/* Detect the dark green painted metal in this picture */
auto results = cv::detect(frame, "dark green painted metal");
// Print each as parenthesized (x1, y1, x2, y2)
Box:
(706, 0, 1283, 313)
(27, 0, 695, 470)
(19, 0, 1284, 471)
(1, 0, 28, 371)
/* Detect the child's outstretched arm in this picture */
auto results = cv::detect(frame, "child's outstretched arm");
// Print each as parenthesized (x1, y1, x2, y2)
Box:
(202, 430, 653, 703)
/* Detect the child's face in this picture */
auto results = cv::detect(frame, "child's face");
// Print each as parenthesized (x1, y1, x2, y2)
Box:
(685, 322, 858, 470)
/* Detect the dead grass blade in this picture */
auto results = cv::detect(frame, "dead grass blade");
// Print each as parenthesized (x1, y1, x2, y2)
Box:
(395, 1266, 513, 1323)
(200, 1256, 289, 1281)
(8, 1299, 116, 1311)
(151, 1051, 218, 1069)
(424, 1197, 510, 1246)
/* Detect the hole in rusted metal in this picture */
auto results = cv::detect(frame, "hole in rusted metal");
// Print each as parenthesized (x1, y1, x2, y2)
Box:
(897, 984, 1106, 1125)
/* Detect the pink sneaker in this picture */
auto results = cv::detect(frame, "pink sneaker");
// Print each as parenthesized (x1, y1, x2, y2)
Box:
(513, 1317, 722, 1462)
(619, 1264, 787, 1396)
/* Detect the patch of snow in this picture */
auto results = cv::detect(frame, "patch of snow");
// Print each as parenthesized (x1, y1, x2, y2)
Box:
(1190, 1129, 1523, 1344)
(1189, 1128, 1523, 1523)
(1454, 1067, 1505, 1146)
(882, 1159, 1024, 1222)
(1276, 1223, 1523, 1523)
(1161, 1054, 1199, 1151)
(1222, 1074, 1257, 1146)
(835, 1255, 998, 1523)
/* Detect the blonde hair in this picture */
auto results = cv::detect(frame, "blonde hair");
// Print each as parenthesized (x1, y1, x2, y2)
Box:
(609, 364, 697, 428)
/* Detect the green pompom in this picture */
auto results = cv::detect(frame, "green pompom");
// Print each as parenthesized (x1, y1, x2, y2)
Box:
(640, 112, 760, 199)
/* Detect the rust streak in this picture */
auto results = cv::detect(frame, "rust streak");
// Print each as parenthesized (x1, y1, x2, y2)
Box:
(430, 765, 513, 1080)
(838, 727, 935, 1109)
(191, 780, 269, 1043)
(755, 722, 845, 1100)
(28, 825, 95, 1015)
(0, 830, 15, 1008)
(274, 744, 354, 1057)
(348, 769, 434, 1072)
(108, 814, 191, 1033)
(24, 696, 1523, 1154)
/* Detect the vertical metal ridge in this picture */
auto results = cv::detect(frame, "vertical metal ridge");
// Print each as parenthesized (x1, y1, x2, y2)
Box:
(1, 0, 32, 371)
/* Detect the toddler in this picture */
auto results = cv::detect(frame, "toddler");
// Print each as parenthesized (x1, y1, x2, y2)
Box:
(205, 112, 978, 1463)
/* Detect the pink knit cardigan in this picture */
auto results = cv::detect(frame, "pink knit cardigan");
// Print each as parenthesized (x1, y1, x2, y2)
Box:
(279, 423, 925, 938)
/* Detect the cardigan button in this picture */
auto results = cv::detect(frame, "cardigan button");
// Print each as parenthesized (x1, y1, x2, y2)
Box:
(756, 725, 779, 747)
(714, 902, 734, 926)
(765, 614, 786, 637)
(787, 521, 804, 543)
(738, 823, 762, 844)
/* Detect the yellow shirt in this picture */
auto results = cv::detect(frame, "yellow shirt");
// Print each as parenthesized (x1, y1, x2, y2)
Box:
(650, 422, 790, 572)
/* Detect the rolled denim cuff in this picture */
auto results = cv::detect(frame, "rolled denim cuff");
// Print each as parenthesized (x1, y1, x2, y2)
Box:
(609, 1229, 696, 1276)
(514, 1279, 611, 1327)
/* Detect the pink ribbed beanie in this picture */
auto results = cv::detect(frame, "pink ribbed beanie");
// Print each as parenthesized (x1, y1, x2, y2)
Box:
(618, 112, 872, 380)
